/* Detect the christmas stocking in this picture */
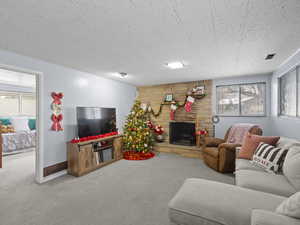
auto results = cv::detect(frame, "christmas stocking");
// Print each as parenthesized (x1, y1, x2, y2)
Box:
(185, 96, 195, 112)
(170, 104, 177, 120)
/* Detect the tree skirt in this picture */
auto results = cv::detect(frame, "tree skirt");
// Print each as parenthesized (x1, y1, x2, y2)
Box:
(123, 151, 155, 160)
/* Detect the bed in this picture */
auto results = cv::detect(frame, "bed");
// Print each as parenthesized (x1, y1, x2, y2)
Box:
(0, 117, 36, 156)
(1, 130, 36, 155)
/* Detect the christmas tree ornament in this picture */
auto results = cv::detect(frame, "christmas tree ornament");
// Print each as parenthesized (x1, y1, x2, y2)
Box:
(141, 103, 148, 111)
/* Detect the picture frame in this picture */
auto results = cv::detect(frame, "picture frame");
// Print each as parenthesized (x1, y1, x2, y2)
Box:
(193, 85, 205, 95)
(164, 93, 173, 102)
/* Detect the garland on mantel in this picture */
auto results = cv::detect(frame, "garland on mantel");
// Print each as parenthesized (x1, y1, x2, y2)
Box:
(145, 93, 206, 118)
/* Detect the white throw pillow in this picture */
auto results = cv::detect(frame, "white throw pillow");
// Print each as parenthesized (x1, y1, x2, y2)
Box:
(276, 192, 300, 219)
(10, 117, 30, 132)
(283, 145, 300, 190)
(251, 142, 288, 173)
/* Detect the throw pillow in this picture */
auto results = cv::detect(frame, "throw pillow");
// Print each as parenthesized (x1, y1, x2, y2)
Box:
(0, 118, 11, 125)
(283, 145, 300, 190)
(238, 133, 280, 160)
(10, 117, 30, 132)
(28, 119, 36, 130)
(276, 192, 300, 219)
(251, 142, 288, 173)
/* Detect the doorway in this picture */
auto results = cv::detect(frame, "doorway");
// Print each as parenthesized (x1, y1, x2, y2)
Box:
(0, 65, 42, 183)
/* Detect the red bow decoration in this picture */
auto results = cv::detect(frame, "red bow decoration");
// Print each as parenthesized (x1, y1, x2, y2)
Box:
(51, 92, 64, 105)
(51, 114, 63, 131)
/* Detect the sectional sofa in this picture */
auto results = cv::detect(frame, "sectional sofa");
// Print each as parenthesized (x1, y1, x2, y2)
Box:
(168, 137, 300, 225)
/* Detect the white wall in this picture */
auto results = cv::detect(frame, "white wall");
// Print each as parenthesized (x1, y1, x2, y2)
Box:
(271, 49, 300, 139)
(0, 49, 136, 168)
(212, 74, 272, 138)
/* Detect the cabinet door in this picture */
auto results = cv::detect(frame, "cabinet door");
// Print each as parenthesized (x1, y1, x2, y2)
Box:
(113, 137, 123, 160)
(78, 144, 95, 175)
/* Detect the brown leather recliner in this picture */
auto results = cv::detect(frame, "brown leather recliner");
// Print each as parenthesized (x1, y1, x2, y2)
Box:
(202, 126, 262, 173)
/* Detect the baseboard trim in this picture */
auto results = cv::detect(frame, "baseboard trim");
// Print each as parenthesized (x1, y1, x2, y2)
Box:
(43, 161, 67, 177)
(41, 170, 67, 183)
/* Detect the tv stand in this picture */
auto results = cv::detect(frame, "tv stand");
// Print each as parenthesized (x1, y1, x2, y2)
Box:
(67, 134, 123, 177)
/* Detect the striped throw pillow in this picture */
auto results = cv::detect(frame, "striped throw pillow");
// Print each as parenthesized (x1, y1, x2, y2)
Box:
(251, 142, 288, 173)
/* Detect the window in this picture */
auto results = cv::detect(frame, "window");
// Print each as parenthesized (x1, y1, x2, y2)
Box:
(0, 92, 20, 116)
(21, 94, 36, 116)
(279, 67, 299, 117)
(216, 85, 240, 116)
(0, 91, 36, 116)
(216, 83, 266, 116)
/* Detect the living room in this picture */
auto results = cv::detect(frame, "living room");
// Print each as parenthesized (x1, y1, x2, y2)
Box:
(0, 1, 300, 225)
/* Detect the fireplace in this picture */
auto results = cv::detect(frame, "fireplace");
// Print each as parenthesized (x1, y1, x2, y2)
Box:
(169, 122, 196, 146)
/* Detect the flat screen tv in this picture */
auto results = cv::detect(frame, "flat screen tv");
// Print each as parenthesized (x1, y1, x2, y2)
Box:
(76, 107, 117, 138)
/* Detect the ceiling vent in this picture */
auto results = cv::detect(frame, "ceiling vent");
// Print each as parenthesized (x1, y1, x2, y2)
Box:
(265, 53, 276, 60)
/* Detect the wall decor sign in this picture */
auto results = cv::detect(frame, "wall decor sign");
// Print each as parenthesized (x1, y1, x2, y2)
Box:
(51, 92, 64, 131)
(164, 93, 173, 102)
(193, 85, 205, 95)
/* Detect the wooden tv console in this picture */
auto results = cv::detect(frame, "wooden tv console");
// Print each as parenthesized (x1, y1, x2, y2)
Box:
(67, 135, 123, 177)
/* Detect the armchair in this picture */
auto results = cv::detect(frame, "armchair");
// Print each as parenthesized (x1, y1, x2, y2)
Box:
(202, 124, 262, 173)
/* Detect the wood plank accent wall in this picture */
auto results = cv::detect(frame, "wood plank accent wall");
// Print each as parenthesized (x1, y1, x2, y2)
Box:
(137, 80, 213, 144)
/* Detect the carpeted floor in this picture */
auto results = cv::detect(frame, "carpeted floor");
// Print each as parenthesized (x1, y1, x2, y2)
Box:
(0, 151, 234, 225)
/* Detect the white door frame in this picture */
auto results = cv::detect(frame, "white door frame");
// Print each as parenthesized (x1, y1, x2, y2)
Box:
(0, 64, 44, 183)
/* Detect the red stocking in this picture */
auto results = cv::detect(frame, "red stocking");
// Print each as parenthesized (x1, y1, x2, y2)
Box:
(170, 110, 175, 120)
(185, 96, 195, 112)
(170, 104, 177, 120)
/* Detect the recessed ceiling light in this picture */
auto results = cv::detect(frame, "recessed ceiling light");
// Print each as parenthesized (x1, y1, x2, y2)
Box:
(265, 53, 276, 60)
(166, 61, 185, 69)
(119, 72, 128, 78)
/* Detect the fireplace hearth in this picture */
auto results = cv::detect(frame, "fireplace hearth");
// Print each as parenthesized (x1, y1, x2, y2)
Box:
(169, 122, 196, 146)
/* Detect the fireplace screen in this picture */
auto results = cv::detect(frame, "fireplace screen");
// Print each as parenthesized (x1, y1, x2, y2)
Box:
(169, 122, 196, 146)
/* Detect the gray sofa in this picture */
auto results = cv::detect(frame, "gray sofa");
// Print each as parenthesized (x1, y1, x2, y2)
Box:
(168, 137, 300, 225)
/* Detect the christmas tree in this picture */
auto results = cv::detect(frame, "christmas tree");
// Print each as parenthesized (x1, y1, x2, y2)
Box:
(123, 100, 154, 152)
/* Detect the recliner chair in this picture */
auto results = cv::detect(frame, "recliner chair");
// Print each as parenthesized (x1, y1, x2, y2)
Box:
(202, 125, 262, 173)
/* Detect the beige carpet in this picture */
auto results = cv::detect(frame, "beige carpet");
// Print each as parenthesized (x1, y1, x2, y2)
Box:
(0, 151, 234, 225)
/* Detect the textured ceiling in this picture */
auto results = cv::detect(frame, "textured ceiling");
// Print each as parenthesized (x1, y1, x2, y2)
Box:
(0, 0, 300, 86)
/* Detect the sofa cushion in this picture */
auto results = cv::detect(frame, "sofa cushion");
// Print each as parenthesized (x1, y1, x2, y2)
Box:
(283, 146, 300, 191)
(202, 147, 219, 158)
(235, 158, 265, 172)
(236, 170, 296, 197)
(238, 133, 280, 160)
(276, 192, 300, 219)
(277, 137, 300, 149)
(251, 209, 300, 225)
(168, 178, 285, 225)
